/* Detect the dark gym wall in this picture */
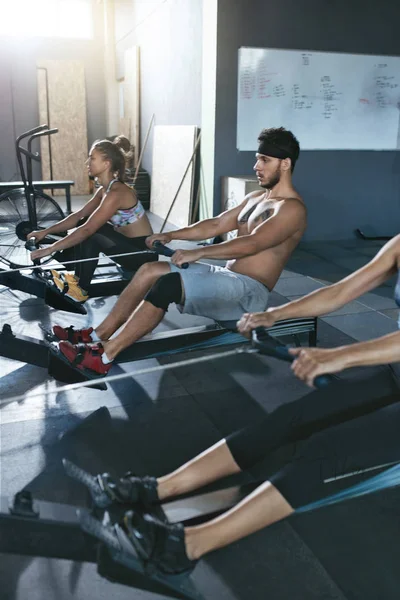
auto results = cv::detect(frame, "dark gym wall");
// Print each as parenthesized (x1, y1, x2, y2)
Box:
(114, 0, 203, 176)
(0, 3, 106, 182)
(215, 0, 400, 240)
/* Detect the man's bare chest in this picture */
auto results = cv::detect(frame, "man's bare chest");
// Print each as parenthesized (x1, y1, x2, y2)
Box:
(237, 199, 276, 232)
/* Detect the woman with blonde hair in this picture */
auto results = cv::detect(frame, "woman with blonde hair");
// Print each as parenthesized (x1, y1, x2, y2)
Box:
(27, 137, 156, 303)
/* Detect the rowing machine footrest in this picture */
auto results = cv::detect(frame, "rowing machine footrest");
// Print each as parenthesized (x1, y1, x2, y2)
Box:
(96, 542, 202, 599)
(48, 350, 107, 391)
(44, 286, 87, 315)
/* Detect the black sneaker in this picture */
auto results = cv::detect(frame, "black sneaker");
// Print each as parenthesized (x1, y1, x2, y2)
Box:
(99, 472, 159, 509)
(123, 511, 197, 576)
(63, 459, 158, 509)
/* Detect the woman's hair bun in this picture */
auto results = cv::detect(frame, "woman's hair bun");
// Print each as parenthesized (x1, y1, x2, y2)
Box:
(113, 135, 131, 153)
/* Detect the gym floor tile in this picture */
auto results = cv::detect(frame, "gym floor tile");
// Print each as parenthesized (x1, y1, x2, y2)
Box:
(357, 290, 398, 309)
(274, 276, 326, 297)
(286, 295, 373, 317)
(378, 308, 400, 320)
(321, 311, 397, 341)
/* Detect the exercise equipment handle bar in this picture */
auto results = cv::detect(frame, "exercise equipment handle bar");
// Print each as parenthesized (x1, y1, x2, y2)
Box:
(24, 237, 40, 266)
(21, 128, 59, 162)
(16, 124, 49, 146)
(26, 129, 59, 186)
(24, 238, 190, 270)
(28, 127, 58, 152)
(152, 241, 189, 269)
(15, 125, 58, 189)
(252, 327, 334, 388)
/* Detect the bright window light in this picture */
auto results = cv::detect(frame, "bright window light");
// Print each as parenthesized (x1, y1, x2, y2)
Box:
(0, 0, 93, 39)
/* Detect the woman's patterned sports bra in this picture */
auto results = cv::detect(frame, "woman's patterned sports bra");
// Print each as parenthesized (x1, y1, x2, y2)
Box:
(105, 178, 146, 227)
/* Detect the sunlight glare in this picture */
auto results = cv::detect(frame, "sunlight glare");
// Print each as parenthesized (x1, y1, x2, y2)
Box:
(0, 0, 93, 39)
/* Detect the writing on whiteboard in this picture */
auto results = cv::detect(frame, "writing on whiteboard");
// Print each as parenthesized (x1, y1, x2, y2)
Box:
(237, 48, 400, 150)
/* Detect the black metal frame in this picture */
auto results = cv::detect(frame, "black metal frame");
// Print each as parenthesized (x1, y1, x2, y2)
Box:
(0, 482, 256, 560)
(0, 480, 258, 600)
(0, 317, 318, 389)
(0, 266, 130, 315)
(15, 125, 60, 232)
(0, 450, 391, 600)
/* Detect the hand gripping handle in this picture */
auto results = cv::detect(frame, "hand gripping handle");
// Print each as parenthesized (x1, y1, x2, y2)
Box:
(152, 241, 189, 269)
(252, 327, 334, 388)
(25, 237, 41, 266)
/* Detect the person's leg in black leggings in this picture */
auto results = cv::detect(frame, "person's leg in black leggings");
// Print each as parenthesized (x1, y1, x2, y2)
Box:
(179, 397, 400, 561)
(270, 399, 400, 508)
(227, 367, 400, 472)
(52, 217, 88, 274)
(56, 222, 157, 291)
(153, 369, 400, 501)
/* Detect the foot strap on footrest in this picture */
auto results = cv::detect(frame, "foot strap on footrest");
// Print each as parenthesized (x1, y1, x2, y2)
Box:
(47, 345, 107, 391)
(44, 285, 87, 315)
(78, 511, 202, 600)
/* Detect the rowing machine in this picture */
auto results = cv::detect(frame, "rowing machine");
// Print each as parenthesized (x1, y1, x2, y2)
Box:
(0, 310, 318, 393)
(0, 329, 332, 599)
(3, 330, 394, 600)
(0, 239, 189, 316)
(0, 236, 156, 316)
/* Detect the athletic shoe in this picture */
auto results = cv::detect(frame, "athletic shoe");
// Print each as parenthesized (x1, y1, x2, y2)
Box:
(65, 281, 89, 303)
(52, 275, 88, 303)
(53, 325, 94, 344)
(123, 511, 197, 576)
(58, 341, 112, 375)
(62, 459, 159, 509)
(97, 472, 159, 508)
(50, 269, 79, 284)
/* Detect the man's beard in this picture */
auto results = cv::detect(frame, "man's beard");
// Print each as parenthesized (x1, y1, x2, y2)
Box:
(260, 169, 281, 190)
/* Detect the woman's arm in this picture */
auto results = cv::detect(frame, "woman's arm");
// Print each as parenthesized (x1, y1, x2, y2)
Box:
(238, 235, 400, 333)
(27, 187, 104, 241)
(289, 330, 400, 387)
(31, 188, 120, 258)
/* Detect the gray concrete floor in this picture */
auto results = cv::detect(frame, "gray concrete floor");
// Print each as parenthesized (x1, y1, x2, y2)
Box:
(0, 204, 399, 599)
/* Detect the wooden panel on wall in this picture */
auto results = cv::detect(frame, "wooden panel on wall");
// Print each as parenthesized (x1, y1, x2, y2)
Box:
(37, 60, 89, 194)
(150, 125, 199, 229)
(122, 47, 140, 166)
(36, 68, 51, 179)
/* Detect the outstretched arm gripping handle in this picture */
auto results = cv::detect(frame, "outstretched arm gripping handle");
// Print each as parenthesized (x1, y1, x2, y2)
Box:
(252, 327, 334, 388)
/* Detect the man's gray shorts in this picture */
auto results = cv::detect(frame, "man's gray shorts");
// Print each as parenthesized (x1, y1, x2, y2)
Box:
(169, 262, 269, 321)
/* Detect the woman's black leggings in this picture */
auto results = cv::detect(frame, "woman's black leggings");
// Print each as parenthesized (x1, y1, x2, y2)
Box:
(226, 366, 400, 508)
(54, 222, 158, 290)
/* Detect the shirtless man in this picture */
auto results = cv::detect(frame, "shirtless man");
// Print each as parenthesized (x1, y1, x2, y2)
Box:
(53, 127, 307, 375)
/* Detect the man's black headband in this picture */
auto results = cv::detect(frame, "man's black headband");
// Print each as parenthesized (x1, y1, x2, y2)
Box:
(257, 140, 291, 160)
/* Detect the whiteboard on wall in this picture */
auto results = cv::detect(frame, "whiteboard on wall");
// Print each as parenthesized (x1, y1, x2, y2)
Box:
(237, 47, 400, 151)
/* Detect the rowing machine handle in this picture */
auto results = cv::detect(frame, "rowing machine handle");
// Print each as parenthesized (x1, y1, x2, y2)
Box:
(152, 241, 189, 269)
(25, 237, 41, 266)
(252, 327, 334, 389)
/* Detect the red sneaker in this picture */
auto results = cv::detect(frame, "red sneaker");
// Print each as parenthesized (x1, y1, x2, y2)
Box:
(53, 325, 94, 344)
(58, 341, 112, 376)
